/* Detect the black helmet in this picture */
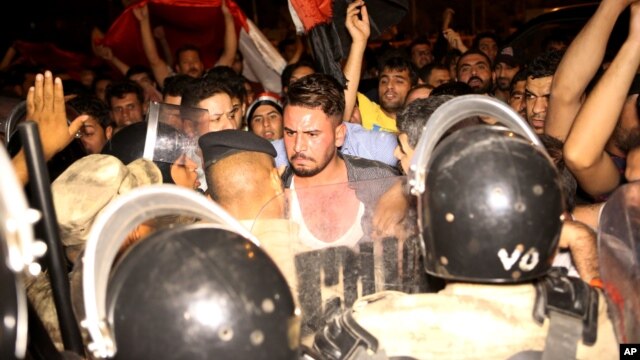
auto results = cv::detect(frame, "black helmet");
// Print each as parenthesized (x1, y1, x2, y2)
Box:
(106, 224, 300, 360)
(422, 125, 564, 283)
(101, 122, 185, 184)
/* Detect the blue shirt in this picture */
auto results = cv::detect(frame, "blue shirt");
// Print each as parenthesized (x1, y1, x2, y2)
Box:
(273, 122, 398, 168)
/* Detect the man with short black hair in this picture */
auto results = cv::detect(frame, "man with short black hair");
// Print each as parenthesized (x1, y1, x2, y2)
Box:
(409, 36, 434, 70)
(456, 49, 493, 95)
(525, 50, 563, 134)
(105, 80, 147, 131)
(181, 78, 240, 132)
(418, 64, 451, 88)
(282, 73, 398, 248)
(357, 56, 418, 132)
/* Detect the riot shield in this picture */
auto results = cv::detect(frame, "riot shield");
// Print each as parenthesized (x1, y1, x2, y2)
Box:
(143, 101, 208, 164)
(142, 102, 209, 189)
(252, 176, 427, 339)
(598, 182, 640, 343)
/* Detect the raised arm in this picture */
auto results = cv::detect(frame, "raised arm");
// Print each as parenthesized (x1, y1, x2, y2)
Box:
(153, 26, 174, 67)
(12, 71, 87, 185)
(342, 0, 370, 121)
(546, 0, 633, 141)
(216, 0, 239, 67)
(0, 45, 17, 71)
(133, 4, 171, 87)
(93, 44, 130, 75)
(564, 3, 640, 197)
(287, 35, 305, 65)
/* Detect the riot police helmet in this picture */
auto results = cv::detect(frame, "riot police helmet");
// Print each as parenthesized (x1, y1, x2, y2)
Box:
(106, 223, 300, 359)
(421, 125, 564, 283)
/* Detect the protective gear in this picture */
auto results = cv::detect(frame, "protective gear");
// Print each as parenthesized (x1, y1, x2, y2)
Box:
(0, 145, 45, 359)
(422, 125, 564, 283)
(107, 224, 299, 359)
(102, 102, 208, 185)
(407, 95, 560, 283)
(0, 237, 24, 360)
(101, 122, 184, 184)
(598, 182, 640, 343)
(80, 185, 301, 359)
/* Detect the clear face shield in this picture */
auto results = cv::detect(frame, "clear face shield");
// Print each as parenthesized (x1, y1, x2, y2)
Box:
(142, 102, 210, 188)
(598, 182, 640, 343)
(252, 176, 426, 339)
(77, 184, 300, 358)
(0, 145, 46, 359)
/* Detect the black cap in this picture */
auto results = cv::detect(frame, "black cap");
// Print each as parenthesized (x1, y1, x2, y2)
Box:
(495, 47, 522, 68)
(198, 130, 277, 168)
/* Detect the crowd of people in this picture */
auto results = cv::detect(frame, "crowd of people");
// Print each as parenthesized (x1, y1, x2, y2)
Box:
(2, 0, 639, 358)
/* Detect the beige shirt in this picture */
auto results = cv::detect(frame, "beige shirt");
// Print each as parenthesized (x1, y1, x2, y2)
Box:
(349, 285, 619, 359)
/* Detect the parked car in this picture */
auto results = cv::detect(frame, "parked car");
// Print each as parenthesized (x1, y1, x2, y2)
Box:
(504, 3, 629, 65)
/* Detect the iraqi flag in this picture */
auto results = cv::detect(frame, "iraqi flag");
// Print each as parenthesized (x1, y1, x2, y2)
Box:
(100, 0, 286, 93)
(288, 0, 409, 85)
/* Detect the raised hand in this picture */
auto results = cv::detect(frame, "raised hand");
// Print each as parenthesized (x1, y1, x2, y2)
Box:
(345, 0, 370, 45)
(93, 44, 113, 61)
(153, 26, 166, 40)
(132, 3, 149, 22)
(26, 71, 87, 160)
(221, 0, 232, 17)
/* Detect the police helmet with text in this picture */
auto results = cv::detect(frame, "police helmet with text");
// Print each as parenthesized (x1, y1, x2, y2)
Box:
(422, 125, 564, 283)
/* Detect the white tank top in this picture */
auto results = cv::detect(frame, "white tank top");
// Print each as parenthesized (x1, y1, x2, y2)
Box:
(290, 178, 365, 249)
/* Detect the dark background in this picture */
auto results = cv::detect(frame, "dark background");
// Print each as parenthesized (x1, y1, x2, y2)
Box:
(0, 0, 597, 54)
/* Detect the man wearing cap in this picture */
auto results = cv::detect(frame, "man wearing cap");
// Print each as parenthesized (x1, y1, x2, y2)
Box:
(493, 46, 522, 103)
(198, 129, 283, 221)
(246, 93, 284, 141)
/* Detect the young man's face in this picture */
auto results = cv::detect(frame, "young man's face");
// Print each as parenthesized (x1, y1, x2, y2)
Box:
(427, 69, 451, 88)
(478, 37, 498, 62)
(79, 117, 110, 154)
(378, 67, 412, 116)
(525, 76, 553, 135)
(251, 104, 283, 140)
(283, 105, 345, 177)
(495, 62, 520, 91)
(411, 44, 433, 69)
(457, 54, 493, 94)
(509, 79, 526, 118)
(129, 72, 156, 90)
(198, 93, 239, 132)
(176, 50, 204, 78)
(110, 93, 145, 129)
